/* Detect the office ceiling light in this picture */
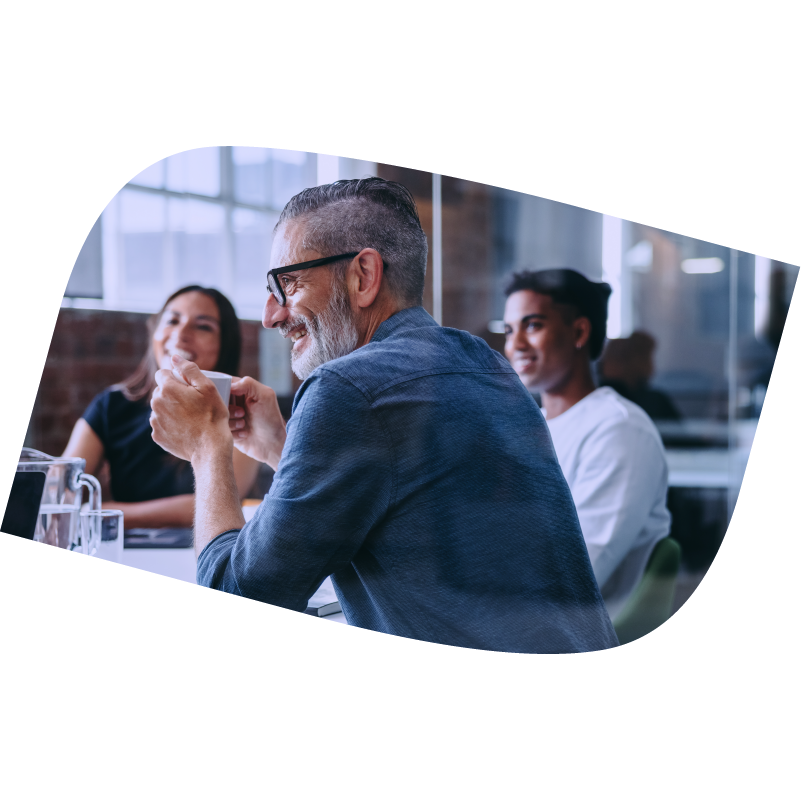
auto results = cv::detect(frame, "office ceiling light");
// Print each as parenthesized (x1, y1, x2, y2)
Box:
(681, 257, 724, 274)
(487, 320, 506, 334)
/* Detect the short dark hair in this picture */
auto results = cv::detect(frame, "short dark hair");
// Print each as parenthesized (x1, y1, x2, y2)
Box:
(277, 177, 428, 307)
(504, 269, 612, 360)
(117, 285, 242, 402)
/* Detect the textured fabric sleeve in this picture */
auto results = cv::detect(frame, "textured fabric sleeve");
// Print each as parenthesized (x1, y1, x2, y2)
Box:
(570, 422, 668, 589)
(196, 370, 393, 611)
(81, 389, 111, 446)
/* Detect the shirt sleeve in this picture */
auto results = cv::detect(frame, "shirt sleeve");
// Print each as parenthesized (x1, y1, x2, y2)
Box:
(569, 421, 668, 590)
(81, 389, 110, 445)
(196, 370, 393, 611)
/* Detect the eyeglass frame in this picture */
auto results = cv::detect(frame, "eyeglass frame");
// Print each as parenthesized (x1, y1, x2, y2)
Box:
(266, 252, 361, 307)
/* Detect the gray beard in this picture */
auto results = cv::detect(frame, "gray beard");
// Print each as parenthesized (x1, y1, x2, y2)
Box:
(282, 280, 359, 380)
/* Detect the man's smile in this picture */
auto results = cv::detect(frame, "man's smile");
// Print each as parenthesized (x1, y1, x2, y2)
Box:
(512, 354, 537, 371)
(280, 321, 312, 352)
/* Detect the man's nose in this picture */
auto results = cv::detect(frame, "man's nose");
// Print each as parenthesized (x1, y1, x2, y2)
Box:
(512, 326, 530, 351)
(262, 293, 289, 329)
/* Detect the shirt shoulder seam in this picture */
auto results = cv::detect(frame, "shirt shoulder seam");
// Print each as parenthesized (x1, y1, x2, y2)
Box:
(321, 364, 518, 402)
(306, 369, 399, 509)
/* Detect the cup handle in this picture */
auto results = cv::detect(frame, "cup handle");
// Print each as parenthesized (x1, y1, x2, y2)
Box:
(76, 473, 102, 555)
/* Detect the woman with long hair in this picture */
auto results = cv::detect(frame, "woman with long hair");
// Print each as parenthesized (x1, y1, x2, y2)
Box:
(63, 285, 259, 528)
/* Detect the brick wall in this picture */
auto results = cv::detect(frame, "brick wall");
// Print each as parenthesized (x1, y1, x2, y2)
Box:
(26, 307, 261, 459)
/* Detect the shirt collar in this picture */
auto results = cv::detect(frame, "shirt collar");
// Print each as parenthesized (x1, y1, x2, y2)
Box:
(370, 306, 439, 344)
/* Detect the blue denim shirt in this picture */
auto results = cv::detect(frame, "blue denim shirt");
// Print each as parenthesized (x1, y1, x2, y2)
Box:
(198, 306, 618, 653)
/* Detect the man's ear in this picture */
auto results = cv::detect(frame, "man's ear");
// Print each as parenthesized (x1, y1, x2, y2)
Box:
(574, 316, 592, 350)
(348, 248, 384, 309)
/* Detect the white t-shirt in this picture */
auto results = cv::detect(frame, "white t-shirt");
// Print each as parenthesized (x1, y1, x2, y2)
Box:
(545, 387, 671, 619)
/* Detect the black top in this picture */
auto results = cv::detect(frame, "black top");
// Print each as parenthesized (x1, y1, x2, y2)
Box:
(83, 388, 195, 503)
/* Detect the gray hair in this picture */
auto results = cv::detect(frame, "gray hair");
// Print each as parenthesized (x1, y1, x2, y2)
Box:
(276, 177, 428, 307)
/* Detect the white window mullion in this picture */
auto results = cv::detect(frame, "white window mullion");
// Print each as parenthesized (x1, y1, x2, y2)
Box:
(100, 194, 120, 309)
(220, 148, 235, 298)
(164, 195, 178, 300)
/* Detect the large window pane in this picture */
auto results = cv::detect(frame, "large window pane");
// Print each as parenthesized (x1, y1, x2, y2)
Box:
(165, 147, 220, 196)
(272, 148, 309, 208)
(169, 198, 226, 289)
(232, 207, 278, 317)
(233, 147, 270, 206)
(119, 189, 166, 301)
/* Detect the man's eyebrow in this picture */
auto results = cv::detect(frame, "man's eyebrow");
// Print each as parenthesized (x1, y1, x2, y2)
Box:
(519, 313, 547, 324)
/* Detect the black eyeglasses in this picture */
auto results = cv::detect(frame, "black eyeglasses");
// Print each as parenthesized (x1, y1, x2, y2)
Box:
(266, 253, 360, 307)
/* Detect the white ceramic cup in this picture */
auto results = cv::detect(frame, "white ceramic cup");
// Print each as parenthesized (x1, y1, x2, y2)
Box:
(200, 370, 232, 407)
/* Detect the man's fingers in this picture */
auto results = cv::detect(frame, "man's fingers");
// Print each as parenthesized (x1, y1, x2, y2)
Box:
(154, 368, 177, 389)
(230, 375, 257, 396)
(154, 366, 196, 394)
(171, 354, 206, 387)
(230, 376, 276, 401)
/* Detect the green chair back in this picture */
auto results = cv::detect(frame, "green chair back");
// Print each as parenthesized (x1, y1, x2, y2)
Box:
(612, 537, 681, 646)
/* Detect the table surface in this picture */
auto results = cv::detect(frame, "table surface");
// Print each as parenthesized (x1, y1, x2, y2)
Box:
(665, 447, 750, 489)
(97, 524, 349, 624)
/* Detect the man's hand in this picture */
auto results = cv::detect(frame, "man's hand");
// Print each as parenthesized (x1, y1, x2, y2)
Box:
(228, 377, 287, 470)
(151, 356, 233, 464)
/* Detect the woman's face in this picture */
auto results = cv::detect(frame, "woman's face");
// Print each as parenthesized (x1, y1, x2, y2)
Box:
(152, 291, 222, 372)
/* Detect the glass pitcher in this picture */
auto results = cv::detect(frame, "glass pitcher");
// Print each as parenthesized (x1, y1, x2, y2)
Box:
(16, 447, 102, 555)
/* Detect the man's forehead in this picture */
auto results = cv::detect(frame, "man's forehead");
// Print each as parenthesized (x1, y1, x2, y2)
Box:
(505, 290, 559, 319)
(270, 221, 322, 269)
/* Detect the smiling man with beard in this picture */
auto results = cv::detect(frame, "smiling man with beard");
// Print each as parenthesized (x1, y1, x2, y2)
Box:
(150, 178, 618, 653)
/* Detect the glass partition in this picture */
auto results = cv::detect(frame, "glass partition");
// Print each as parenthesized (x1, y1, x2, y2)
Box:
(478, 183, 795, 597)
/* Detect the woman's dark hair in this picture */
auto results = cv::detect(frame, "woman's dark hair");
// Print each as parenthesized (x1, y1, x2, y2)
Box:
(116, 285, 242, 402)
(504, 268, 612, 360)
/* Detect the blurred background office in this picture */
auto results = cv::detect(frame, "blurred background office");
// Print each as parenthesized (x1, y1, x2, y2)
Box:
(27, 146, 798, 610)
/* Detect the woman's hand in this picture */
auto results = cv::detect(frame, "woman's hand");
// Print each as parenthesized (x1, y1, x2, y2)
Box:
(228, 376, 287, 470)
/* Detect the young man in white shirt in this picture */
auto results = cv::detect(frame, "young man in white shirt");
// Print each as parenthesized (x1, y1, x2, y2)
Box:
(503, 269, 671, 618)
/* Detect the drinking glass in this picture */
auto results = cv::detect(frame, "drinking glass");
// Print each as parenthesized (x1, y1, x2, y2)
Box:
(81, 509, 124, 561)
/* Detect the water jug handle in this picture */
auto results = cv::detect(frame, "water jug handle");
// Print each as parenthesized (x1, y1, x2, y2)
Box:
(76, 473, 102, 555)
